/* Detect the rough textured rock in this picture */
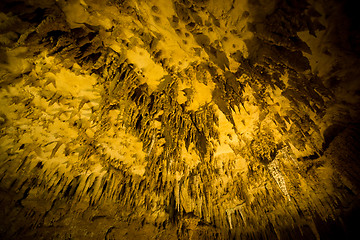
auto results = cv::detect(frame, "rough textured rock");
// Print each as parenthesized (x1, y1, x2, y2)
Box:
(0, 0, 359, 239)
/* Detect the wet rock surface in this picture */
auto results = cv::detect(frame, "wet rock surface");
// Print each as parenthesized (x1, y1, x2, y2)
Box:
(0, 0, 359, 239)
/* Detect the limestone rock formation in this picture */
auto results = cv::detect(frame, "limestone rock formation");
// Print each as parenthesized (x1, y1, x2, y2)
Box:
(0, 0, 359, 239)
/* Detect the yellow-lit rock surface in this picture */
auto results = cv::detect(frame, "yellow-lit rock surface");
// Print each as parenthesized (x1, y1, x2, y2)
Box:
(0, 0, 360, 239)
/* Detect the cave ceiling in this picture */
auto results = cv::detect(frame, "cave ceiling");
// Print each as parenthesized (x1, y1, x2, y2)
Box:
(0, 0, 360, 239)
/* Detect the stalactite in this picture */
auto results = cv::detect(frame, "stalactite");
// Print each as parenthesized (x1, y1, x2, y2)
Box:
(267, 158, 291, 202)
(0, 0, 359, 239)
(226, 203, 246, 230)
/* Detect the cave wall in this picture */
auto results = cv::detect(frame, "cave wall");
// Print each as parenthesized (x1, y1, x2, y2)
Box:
(0, 0, 360, 239)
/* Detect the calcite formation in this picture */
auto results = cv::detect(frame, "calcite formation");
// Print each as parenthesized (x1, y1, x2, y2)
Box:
(0, 0, 359, 239)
